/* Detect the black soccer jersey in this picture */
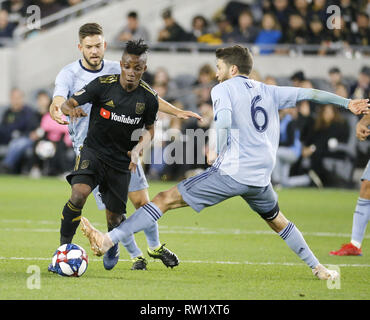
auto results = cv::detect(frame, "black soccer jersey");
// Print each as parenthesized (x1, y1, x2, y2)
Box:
(71, 74, 158, 172)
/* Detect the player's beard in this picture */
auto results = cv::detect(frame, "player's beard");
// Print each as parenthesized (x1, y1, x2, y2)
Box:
(83, 52, 103, 69)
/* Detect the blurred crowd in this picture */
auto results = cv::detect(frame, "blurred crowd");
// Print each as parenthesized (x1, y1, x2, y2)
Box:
(1, 0, 370, 54)
(0, 62, 369, 188)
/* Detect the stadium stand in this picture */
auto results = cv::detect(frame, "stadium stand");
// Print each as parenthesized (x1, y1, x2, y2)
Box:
(0, 0, 369, 187)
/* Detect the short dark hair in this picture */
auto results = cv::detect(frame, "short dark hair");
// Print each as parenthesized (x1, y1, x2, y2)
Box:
(215, 45, 253, 75)
(127, 11, 138, 19)
(124, 39, 149, 56)
(79, 23, 103, 41)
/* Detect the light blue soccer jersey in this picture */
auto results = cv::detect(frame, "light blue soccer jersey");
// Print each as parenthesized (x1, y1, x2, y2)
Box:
(53, 59, 121, 152)
(211, 75, 300, 187)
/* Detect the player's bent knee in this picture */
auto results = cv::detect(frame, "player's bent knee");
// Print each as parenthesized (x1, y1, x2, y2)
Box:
(258, 203, 280, 221)
(71, 183, 91, 208)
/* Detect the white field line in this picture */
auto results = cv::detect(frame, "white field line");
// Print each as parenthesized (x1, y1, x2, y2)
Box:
(0, 219, 369, 239)
(0, 256, 369, 268)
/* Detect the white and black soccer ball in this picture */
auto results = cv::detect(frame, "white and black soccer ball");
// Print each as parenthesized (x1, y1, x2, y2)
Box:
(51, 244, 88, 277)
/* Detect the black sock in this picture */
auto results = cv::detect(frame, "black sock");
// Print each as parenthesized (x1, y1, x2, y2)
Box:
(60, 200, 82, 245)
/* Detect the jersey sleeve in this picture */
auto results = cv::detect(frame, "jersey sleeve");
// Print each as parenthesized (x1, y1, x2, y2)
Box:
(211, 84, 232, 120)
(70, 77, 101, 106)
(267, 85, 300, 110)
(143, 94, 159, 126)
(53, 68, 73, 99)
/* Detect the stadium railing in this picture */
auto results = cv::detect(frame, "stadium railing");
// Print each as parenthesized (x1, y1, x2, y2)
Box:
(10, 0, 116, 40)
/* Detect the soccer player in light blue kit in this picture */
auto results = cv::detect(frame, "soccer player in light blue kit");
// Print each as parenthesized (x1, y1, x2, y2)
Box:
(330, 113, 370, 256)
(49, 23, 201, 271)
(80, 45, 369, 280)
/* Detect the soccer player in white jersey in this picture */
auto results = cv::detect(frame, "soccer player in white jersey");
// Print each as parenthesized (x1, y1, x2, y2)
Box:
(48, 23, 201, 271)
(79, 45, 369, 280)
(330, 113, 370, 256)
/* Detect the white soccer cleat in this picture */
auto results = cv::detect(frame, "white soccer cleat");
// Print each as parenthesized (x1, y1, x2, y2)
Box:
(312, 264, 339, 280)
(80, 217, 113, 256)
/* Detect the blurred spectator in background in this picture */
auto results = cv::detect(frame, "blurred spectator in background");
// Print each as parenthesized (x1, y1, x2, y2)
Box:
(308, 0, 328, 23)
(225, 10, 259, 44)
(37, 0, 64, 19)
(302, 104, 350, 187)
(190, 15, 210, 41)
(223, 0, 250, 27)
(293, 0, 309, 18)
(339, 0, 358, 30)
(158, 8, 191, 42)
(282, 13, 307, 45)
(28, 90, 73, 178)
(2, 0, 29, 25)
(0, 88, 38, 173)
(152, 67, 178, 101)
(322, 16, 352, 55)
(197, 13, 233, 45)
(254, 12, 282, 54)
(115, 11, 150, 43)
(351, 12, 370, 46)
(328, 67, 344, 92)
(0, 88, 37, 146)
(350, 66, 370, 99)
(290, 70, 306, 87)
(272, 0, 292, 30)
(306, 15, 327, 55)
(272, 107, 307, 188)
(0, 9, 17, 43)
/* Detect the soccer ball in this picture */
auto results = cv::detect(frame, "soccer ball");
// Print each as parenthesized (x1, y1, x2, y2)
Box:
(51, 243, 88, 277)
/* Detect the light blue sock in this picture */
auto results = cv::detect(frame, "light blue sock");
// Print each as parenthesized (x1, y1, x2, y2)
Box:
(279, 222, 319, 269)
(351, 198, 370, 247)
(109, 202, 163, 246)
(120, 235, 143, 259)
(144, 222, 161, 249)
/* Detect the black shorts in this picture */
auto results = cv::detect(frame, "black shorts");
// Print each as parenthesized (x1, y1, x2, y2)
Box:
(66, 146, 131, 214)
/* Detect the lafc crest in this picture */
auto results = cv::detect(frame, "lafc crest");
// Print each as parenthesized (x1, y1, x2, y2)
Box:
(136, 102, 145, 114)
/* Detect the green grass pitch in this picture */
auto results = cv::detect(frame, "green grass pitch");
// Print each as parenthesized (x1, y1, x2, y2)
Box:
(0, 175, 369, 300)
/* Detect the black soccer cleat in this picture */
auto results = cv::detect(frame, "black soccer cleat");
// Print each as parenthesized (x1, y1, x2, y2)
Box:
(147, 244, 179, 268)
(131, 256, 148, 270)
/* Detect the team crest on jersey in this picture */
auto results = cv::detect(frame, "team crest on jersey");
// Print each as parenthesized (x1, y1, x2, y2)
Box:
(80, 160, 89, 169)
(135, 102, 145, 115)
(74, 89, 86, 96)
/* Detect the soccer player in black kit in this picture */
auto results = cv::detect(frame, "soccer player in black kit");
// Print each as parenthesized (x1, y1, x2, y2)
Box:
(59, 40, 177, 266)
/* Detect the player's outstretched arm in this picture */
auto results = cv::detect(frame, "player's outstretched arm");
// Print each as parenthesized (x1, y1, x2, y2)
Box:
(158, 97, 202, 121)
(296, 88, 369, 115)
(50, 96, 68, 125)
(356, 113, 370, 141)
(61, 97, 87, 123)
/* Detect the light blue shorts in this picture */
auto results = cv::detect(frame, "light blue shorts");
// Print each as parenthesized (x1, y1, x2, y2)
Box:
(361, 160, 370, 181)
(177, 167, 279, 220)
(129, 161, 149, 192)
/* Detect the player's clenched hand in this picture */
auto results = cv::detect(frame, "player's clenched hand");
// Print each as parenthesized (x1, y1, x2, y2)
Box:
(356, 120, 370, 141)
(50, 104, 69, 125)
(347, 99, 370, 115)
(177, 110, 203, 121)
(69, 107, 87, 123)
